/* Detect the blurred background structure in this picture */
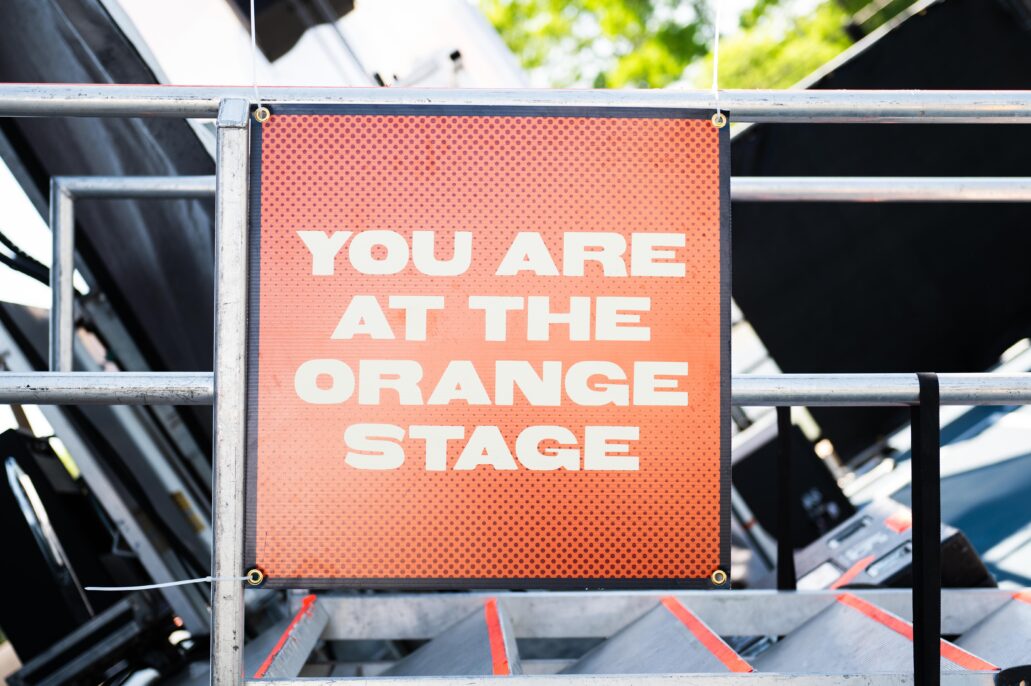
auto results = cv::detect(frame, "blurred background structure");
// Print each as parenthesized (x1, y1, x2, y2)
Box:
(0, 0, 1030, 683)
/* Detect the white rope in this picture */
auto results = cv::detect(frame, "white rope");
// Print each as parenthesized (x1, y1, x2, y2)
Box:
(250, 0, 262, 109)
(712, 0, 722, 116)
(85, 576, 248, 592)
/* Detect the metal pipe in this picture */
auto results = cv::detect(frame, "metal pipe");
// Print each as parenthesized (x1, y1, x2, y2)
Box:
(2, 85, 1031, 122)
(244, 674, 996, 686)
(209, 99, 250, 686)
(39, 171, 1031, 374)
(318, 588, 1010, 640)
(731, 177, 1031, 202)
(51, 175, 1031, 203)
(732, 373, 1031, 406)
(49, 179, 75, 372)
(0, 372, 213, 404)
(47, 175, 216, 373)
(55, 175, 216, 198)
(0, 372, 1030, 406)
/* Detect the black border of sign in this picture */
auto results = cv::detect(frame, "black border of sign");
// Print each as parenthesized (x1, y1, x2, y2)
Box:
(245, 103, 732, 590)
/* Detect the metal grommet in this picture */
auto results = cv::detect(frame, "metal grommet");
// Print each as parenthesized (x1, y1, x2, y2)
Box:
(711, 111, 727, 129)
(254, 106, 271, 123)
(711, 569, 728, 586)
(246, 568, 265, 586)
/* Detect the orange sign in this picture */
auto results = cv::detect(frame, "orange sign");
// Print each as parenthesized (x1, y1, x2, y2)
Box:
(245, 105, 730, 588)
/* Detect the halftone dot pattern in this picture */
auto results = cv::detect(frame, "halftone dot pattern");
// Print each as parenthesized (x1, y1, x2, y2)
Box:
(251, 111, 723, 582)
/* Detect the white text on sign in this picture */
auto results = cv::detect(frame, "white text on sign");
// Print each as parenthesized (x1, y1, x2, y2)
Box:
(292, 230, 695, 473)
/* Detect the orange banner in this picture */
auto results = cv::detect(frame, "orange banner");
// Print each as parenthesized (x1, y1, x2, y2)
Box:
(246, 105, 730, 588)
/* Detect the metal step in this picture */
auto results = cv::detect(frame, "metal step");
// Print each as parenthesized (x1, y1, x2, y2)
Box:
(752, 593, 998, 673)
(955, 591, 1031, 669)
(562, 596, 752, 674)
(381, 598, 520, 676)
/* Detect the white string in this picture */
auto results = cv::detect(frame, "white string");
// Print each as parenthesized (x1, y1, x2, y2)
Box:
(711, 0, 721, 115)
(250, 0, 262, 109)
(85, 576, 248, 592)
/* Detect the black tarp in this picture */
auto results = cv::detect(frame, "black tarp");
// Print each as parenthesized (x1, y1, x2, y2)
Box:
(731, 0, 1031, 459)
(0, 0, 215, 449)
(3, 0, 1031, 466)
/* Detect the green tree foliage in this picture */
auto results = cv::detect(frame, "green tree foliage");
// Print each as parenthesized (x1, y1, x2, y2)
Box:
(692, 2, 853, 90)
(481, 0, 916, 90)
(479, 0, 714, 88)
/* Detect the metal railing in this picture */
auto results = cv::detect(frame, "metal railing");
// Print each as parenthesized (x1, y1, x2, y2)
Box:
(42, 172, 1031, 378)
(2, 85, 1031, 122)
(6, 371, 1031, 407)
(49, 175, 216, 371)
(0, 85, 1029, 686)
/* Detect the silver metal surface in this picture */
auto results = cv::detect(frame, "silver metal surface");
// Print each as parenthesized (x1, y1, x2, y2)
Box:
(732, 373, 1031, 406)
(318, 589, 1012, 641)
(54, 175, 216, 198)
(955, 594, 1031, 669)
(244, 673, 999, 686)
(39, 172, 1031, 376)
(731, 177, 1031, 202)
(383, 602, 521, 677)
(563, 602, 746, 674)
(8, 88, 1031, 686)
(45, 175, 1031, 205)
(209, 98, 250, 686)
(1, 85, 1031, 122)
(255, 596, 329, 679)
(2, 373, 1030, 406)
(750, 596, 978, 673)
(0, 372, 213, 404)
(48, 175, 216, 372)
(49, 178, 75, 371)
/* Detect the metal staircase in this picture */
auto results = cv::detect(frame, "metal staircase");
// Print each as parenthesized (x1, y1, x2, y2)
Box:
(750, 593, 996, 673)
(2, 85, 1031, 686)
(560, 596, 753, 675)
(234, 588, 1028, 681)
(380, 599, 520, 677)
(954, 591, 1031, 670)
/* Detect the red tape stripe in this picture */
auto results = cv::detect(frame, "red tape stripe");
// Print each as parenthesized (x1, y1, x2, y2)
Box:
(1013, 590, 1031, 605)
(939, 641, 1000, 671)
(661, 597, 753, 673)
(884, 509, 913, 533)
(484, 598, 511, 676)
(835, 593, 997, 672)
(829, 555, 876, 590)
(253, 594, 316, 678)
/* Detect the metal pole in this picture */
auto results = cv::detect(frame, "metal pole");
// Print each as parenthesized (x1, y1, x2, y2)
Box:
(241, 674, 997, 686)
(47, 175, 1031, 203)
(55, 175, 216, 198)
(210, 98, 250, 686)
(49, 178, 75, 372)
(0, 372, 1030, 406)
(731, 177, 1031, 202)
(0, 372, 214, 404)
(47, 176, 217, 372)
(730, 373, 1031, 406)
(1, 85, 1031, 122)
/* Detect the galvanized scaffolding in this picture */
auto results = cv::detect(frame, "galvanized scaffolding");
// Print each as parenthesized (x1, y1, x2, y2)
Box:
(0, 85, 1029, 685)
